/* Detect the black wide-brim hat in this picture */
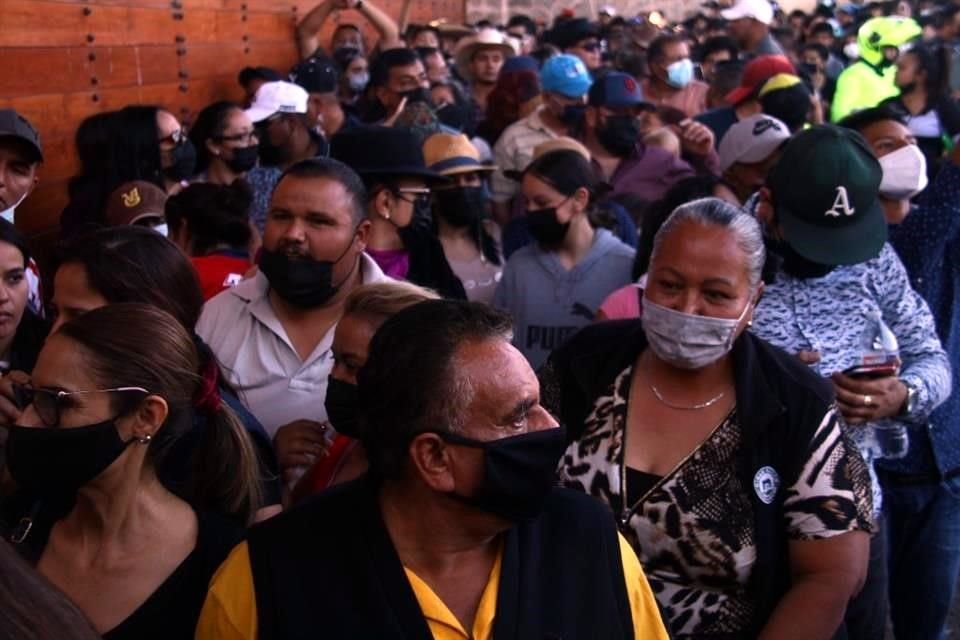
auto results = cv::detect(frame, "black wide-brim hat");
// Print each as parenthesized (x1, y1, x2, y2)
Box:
(330, 126, 448, 185)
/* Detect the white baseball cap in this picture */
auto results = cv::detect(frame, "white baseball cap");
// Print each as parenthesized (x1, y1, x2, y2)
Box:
(722, 0, 775, 25)
(718, 113, 790, 172)
(244, 81, 309, 124)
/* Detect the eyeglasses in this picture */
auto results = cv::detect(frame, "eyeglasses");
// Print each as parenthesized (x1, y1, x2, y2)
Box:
(13, 383, 149, 428)
(215, 131, 259, 145)
(158, 129, 187, 147)
(393, 187, 431, 207)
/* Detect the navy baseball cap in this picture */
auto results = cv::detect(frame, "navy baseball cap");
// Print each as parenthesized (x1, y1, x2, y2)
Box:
(588, 72, 648, 108)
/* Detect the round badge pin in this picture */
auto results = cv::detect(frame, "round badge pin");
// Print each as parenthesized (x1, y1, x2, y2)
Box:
(753, 466, 780, 505)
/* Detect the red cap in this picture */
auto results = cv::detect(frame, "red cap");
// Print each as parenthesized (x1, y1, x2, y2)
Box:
(724, 55, 796, 106)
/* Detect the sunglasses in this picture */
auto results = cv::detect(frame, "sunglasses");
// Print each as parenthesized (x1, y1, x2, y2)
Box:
(393, 187, 432, 207)
(578, 41, 601, 52)
(158, 129, 187, 147)
(13, 383, 149, 428)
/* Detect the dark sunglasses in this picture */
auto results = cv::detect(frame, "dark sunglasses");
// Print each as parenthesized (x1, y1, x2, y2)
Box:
(13, 383, 149, 428)
(578, 41, 601, 52)
(158, 129, 187, 147)
(392, 187, 432, 208)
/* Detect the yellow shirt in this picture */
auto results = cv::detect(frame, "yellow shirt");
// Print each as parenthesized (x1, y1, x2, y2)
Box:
(195, 534, 668, 640)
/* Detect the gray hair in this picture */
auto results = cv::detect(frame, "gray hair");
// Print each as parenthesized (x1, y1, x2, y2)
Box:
(651, 197, 766, 288)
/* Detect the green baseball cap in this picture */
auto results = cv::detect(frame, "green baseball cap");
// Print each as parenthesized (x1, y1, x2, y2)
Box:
(766, 125, 886, 266)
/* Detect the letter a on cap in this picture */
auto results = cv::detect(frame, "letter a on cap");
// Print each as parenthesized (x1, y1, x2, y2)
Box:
(825, 186, 855, 217)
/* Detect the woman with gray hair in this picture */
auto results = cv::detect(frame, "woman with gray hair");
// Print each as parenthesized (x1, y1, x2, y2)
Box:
(541, 198, 874, 639)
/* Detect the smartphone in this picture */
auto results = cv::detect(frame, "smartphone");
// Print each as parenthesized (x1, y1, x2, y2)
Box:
(843, 363, 899, 379)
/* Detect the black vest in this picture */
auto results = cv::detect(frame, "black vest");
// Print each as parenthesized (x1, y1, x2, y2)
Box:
(247, 478, 636, 640)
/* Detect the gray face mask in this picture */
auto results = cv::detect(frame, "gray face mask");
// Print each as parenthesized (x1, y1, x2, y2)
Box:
(641, 296, 753, 369)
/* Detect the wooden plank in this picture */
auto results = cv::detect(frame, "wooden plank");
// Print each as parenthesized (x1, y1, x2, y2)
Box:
(0, 0, 129, 47)
(16, 179, 71, 238)
(181, 44, 247, 80)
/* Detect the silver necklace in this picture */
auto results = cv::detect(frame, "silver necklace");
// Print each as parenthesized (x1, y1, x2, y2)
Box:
(649, 383, 726, 411)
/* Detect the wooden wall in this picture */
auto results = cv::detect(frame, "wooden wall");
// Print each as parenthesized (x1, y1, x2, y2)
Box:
(0, 0, 465, 244)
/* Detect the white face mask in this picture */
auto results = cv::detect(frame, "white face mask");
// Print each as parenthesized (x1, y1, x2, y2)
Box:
(641, 295, 753, 369)
(153, 223, 169, 238)
(879, 144, 928, 200)
(843, 42, 860, 60)
(0, 192, 28, 224)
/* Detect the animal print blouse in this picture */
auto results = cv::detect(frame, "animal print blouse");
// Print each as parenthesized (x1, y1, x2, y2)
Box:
(558, 365, 872, 638)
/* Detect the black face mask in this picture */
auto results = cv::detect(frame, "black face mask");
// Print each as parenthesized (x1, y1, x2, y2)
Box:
(772, 238, 837, 279)
(526, 205, 570, 246)
(225, 144, 259, 173)
(437, 425, 567, 522)
(433, 187, 486, 228)
(257, 128, 290, 167)
(258, 238, 357, 308)
(163, 139, 197, 182)
(5, 420, 134, 500)
(559, 104, 586, 127)
(325, 377, 360, 438)
(399, 87, 433, 107)
(596, 114, 639, 157)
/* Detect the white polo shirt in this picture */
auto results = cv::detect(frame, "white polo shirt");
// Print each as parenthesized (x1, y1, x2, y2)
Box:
(196, 253, 387, 439)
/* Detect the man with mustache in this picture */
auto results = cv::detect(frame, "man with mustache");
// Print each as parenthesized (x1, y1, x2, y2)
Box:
(197, 157, 387, 487)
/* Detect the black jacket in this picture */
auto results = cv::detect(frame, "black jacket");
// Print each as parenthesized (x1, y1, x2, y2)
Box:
(398, 214, 467, 300)
(247, 476, 636, 639)
(541, 320, 852, 635)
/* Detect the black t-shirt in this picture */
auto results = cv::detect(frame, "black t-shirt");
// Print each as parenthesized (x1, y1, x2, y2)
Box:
(696, 106, 739, 148)
(102, 511, 244, 640)
(10, 508, 243, 640)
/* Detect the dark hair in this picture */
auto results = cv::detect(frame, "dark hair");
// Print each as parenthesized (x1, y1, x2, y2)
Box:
(332, 46, 365, 74)
(905, 44, 952, 100)
(526, 149, 603, 199)
(415, 46, 443, 60)
(357, 300, 513, 478)
(407, 24, 441, 42)
(56, 226, 205, 330)
(279, 158, 368, 224)
(507, 14, 537, 36)
(0, 218, 31, 267)
(58, 303, 263, 523)
(164, 182, 253, 255)
(699, 36, 740, 62)
(802, 42, 831, 63)
(0, 540, 100, 640)
(237, 66, 281, 88)
(760, 82, 812, 132)
(370, 47, 422, 88)
(837, 104, 907, 133)
(648, 33, 685, 62)
(188, 101, 244, 174)
(67, 107, 165, 221)
(634, 175, 723, 280)
(810, 21, 836, 37)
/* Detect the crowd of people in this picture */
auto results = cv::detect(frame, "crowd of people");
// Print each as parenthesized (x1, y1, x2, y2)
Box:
(1, 0, 959, 636)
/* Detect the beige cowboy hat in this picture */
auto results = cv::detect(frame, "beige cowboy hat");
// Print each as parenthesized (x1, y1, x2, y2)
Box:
(454, 28, 517, 82)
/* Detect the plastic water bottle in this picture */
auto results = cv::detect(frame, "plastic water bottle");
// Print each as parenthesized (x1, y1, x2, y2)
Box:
(857, 310, 909, 459)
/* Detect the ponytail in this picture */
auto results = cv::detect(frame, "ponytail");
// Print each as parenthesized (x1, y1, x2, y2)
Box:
(187, 398, 265, 525)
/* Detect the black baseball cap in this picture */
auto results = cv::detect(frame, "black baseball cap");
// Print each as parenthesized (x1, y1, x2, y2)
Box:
(767, 125, 885, 266)
(0, 110, 43, 163)
(290, 56, 339, 95)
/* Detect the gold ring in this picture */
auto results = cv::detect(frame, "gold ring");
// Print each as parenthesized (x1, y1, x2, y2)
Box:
(864, 395, 874, 406)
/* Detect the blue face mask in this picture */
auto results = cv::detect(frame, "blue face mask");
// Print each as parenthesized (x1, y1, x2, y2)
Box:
(665, 58, 694, 89)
